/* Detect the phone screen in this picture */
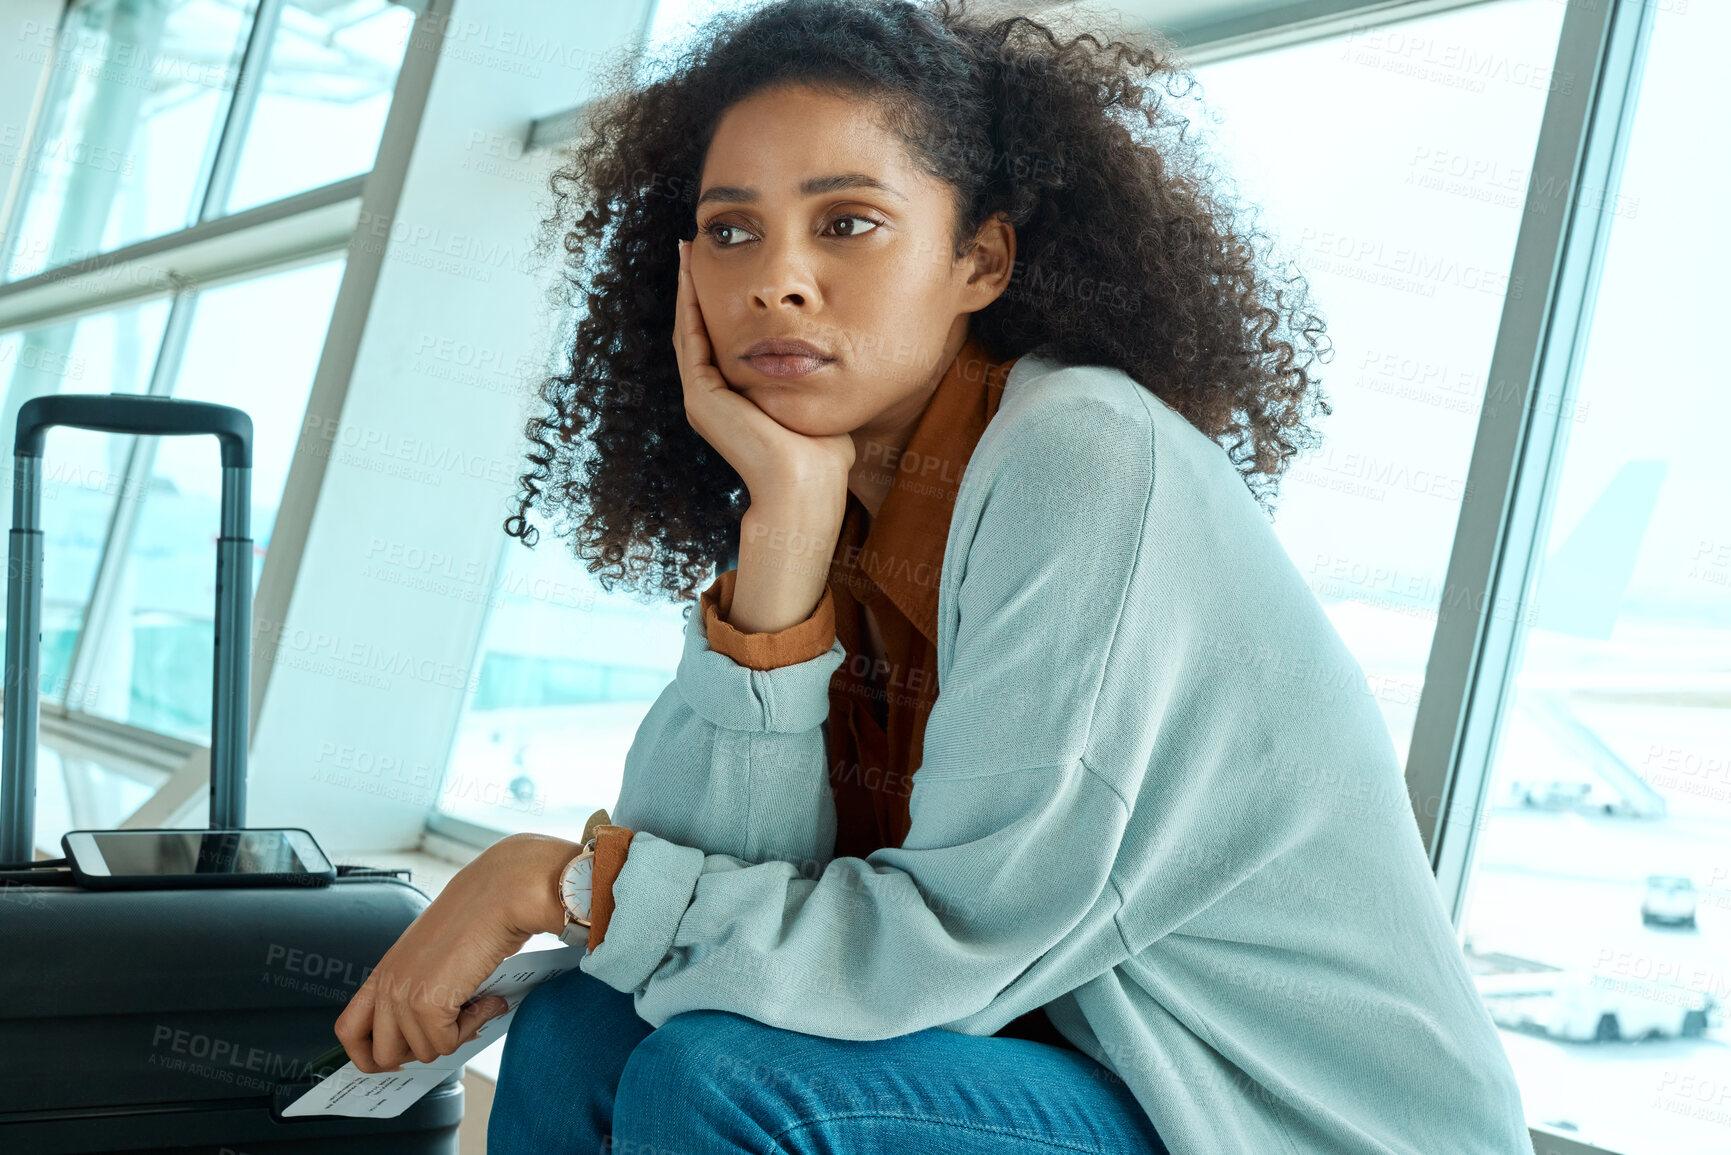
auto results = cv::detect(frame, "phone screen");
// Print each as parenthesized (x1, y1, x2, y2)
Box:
(88, 830, 309, 876)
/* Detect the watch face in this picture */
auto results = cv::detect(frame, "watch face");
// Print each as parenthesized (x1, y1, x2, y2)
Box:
(561, 853, 594, 923)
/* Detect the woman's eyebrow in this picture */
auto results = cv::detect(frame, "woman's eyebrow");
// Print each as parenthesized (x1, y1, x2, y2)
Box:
(695, 173, 908, 209)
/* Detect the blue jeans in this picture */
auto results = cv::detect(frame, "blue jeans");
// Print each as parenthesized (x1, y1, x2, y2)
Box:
(488, 966, 1168, 1154)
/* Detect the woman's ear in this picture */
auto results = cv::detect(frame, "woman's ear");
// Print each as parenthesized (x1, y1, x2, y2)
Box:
(964, 212, 1016, 307)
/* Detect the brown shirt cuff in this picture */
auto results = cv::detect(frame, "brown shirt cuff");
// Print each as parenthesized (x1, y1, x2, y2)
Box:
(587, 825, 634, 951)
(700, 568, 837, 670)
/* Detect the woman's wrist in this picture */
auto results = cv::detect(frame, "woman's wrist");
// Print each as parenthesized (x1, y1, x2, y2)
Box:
(497, 832, 585, 938)
(731, 497, 843, 633)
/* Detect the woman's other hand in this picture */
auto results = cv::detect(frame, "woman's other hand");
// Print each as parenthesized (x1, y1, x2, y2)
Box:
(674, 237, 849, 634)
(332, 833, 577, 1074)
(674, 238, 854, 506)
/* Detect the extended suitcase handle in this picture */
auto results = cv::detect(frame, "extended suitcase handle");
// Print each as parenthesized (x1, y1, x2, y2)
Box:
(1, 393, 255, 866)
(14, 393, 252, 468)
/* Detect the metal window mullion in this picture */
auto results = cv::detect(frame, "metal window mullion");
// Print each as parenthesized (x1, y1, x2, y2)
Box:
(1405, 0, 1658, 925)
(424, 807, 515, 851)
(40, 703, 195, 774)
(197, 0, 288, 224)
(1527, 1124, 1630, 1155)
(421, 529, 513, 838)
(58, 289, 200, 722)
(0, 3, 81, 281)
(59, 751, 97, 829)
(1151, 0, 1501, 65)
(0, 173, 364, 337)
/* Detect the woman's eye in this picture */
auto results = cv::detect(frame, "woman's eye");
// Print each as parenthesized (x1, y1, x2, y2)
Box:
(828, 214, 881, 237)
(702, 222, 749, 247)
(698, 214, 880, 247)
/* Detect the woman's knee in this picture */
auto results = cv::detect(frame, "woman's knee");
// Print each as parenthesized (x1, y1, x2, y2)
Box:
(617, 1009, 747, 1085)
(496, 966, 648, 1086)
(489, 969, 654, 1153)
(614, 1010, 816, 1138)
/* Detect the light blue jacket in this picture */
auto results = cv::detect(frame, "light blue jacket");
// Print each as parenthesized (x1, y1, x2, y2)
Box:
(582, 352, 1534, 1154)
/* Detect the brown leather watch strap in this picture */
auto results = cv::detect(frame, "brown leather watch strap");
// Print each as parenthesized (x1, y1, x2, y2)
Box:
(587, 824, 635, 951)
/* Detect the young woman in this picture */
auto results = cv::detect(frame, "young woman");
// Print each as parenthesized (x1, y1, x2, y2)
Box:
(333, 1, 1534, 1151)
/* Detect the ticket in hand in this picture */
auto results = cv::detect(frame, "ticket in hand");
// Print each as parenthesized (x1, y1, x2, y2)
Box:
(283, 943, 585, 1119)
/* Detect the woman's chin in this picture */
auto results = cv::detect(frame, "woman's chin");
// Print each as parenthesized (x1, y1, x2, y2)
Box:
(737, 384, 853, 437)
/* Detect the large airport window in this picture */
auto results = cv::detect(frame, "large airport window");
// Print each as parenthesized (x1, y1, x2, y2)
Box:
(2, 0, 251, 282)
(1187, 0, 1568, 770)
(74, 258, 345, 742)
(221, 0, 416, 216)
(427, 0, 722, 843)
(432, 507, 687, 842)
(2, 0, 414, 285)
(1454, 4, 1731, 1148)
(0, 299, 173, 708)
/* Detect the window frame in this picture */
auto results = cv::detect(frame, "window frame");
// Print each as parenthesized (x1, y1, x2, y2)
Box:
(1135, 7, 1664, 1154)
(0, 0, 436, 839)
(1398, 0, 1658, 926)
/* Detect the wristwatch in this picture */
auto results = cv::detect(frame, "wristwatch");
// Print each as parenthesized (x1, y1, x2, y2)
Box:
(555, 838, 598, 949)
(556, 807, 618, 950)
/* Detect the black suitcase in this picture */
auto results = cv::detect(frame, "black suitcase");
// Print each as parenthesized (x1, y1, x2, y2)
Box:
(0, 393, 463, 1153)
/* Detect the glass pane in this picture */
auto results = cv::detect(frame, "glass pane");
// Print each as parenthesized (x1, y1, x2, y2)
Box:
(1189, 0, 1566, 766)
(0, 299, 173, 708)
(637, 0, 775, 86)
(1457, 6, 1731, 1150)
(433, 509, 687, 840)
(30, 744, 172, 858)
(3, 0, 253, 283)
(221, 0, 416, 215)
(79, 258, 343, 740)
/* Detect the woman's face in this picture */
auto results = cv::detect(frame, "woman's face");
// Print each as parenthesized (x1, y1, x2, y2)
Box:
(689, 83, 1014, 442)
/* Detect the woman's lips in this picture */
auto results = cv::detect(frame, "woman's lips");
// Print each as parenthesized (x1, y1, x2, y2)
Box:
(745, 354, 834, 380)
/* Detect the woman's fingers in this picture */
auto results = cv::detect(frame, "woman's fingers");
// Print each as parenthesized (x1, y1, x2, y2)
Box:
(674, 240, 719, 394)
(418, 992, 464, 1059)
(416, 990, 503, 1059)
(672, 238, 849, 498)
(333, 978, 379, 1072)
(673, 242, 707, 413)
(393, 999, 441, 1067)
(377, 1000, 417, 1073)
(673, 239, 751, 462)
(453, 995, 510, 1048)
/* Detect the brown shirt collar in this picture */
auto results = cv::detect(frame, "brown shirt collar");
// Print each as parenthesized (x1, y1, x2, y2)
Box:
(850, 332, 1020, 645)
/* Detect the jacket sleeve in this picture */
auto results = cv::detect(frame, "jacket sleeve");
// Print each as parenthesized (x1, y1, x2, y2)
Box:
(607, 569, 847, 869)
(580, 396, 1158, 1040)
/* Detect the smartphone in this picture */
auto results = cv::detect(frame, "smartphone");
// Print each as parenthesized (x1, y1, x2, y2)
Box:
(61, 828, 336, 890)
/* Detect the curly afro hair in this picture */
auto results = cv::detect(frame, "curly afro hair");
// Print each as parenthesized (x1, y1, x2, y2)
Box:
(507, 0, 1333, 604)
